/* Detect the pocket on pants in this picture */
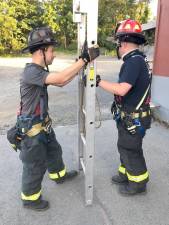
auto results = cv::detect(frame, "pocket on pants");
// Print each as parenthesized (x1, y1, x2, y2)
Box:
(19, 132, 47, 162)
(118, 123, 142, 151)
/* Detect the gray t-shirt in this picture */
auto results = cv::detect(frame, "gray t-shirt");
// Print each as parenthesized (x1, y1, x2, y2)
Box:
(20, 63, 49, 116)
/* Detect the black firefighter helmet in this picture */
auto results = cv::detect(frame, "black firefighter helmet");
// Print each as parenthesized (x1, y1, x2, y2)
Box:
(22, 27, 58, 53)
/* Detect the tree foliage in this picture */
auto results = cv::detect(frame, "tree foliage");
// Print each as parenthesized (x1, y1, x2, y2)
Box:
(40, 0, 76, 48)
(0, 0, 151, 54)
(98, 0, 151, 49)
(0, 0, 42, 53)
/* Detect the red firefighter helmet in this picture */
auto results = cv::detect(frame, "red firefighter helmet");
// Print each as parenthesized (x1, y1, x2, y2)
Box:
(115, 19, 146, 45)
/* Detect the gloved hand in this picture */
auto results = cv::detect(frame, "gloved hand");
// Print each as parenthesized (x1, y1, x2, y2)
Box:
(96, 74, 101, 87)
(80, 40, 100, 64)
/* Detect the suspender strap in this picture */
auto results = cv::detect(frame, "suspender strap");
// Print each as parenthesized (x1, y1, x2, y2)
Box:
(132, 55, 152, 111)
(136, 84, 150, 111)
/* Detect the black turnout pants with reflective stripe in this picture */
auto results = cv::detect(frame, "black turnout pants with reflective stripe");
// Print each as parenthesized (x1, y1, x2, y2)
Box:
(19, 128, 65, 197)
(117, 120, 149, 186)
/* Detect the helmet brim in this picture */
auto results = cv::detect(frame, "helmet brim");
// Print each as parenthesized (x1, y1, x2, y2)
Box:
(21, 41, 58, 53)
(115, 32, 146, 45)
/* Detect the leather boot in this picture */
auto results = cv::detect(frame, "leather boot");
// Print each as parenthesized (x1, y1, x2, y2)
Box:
(119, 183, 146, 196)
(23, 198, 49, 211)
(55, 170, 78, 184)
(111, 174, 128, 185)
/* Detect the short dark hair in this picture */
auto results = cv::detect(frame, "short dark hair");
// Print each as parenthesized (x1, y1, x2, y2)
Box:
(29, 45, 49, 54)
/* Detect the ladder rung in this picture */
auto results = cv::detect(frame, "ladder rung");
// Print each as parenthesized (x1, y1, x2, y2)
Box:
(80, 157, 86, 174)
(82, 108, 86, 116)
(80, 133, 86, 145)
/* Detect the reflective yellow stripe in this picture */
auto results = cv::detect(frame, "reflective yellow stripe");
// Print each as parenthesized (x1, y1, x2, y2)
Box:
(118, 165, 126, 175)
(89, 67, 94, 81)
(26, 116, 50, 137)
(49, 168, 66, 180)
(121, 110, 151, 119)
(21, 190, 41, 201)
(11, 144, 17, 150)
(59, 168, 66, 177)
(127, 171, 149, 183)
(49, 172, 59, 179)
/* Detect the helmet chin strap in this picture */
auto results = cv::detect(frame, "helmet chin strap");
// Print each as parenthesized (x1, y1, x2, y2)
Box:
(116, 41, 121, 60)
(42, 49, 49, 72)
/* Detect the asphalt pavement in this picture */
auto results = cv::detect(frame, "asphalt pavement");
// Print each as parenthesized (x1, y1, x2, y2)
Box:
(0, 55, 169, 225)
(0, 119, 169, 225)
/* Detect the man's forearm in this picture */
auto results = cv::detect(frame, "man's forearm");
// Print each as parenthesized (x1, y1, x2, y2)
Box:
(45, 59, 85, 86)
(98, 80, 132, 96)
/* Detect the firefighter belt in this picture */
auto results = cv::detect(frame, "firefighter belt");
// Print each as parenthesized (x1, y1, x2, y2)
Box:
(120, 109, 151, 119)
(26, 116, 52, 137)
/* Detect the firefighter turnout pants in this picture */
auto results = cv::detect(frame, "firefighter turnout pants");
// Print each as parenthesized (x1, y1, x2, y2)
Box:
(19, 128, 65, 202)
(117, 121, 149, 187)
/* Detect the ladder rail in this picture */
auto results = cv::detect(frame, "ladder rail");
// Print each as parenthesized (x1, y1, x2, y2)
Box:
(73, 0, 99, 206)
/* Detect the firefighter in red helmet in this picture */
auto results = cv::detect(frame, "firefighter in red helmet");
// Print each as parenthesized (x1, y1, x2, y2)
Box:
(96, 19, 152, 195)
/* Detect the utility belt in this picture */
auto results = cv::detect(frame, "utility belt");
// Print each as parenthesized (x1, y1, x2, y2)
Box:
(7, 115, 51, 152)
(111, 102, 151, 135)
(17, 114, 52, 138)
(120, 110, 151, 136)
(26, 116, 52, 137)
(120, 110, 151, 120)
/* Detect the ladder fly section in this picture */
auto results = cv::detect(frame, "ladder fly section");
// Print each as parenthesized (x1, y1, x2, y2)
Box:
(73, 0, 99, 205)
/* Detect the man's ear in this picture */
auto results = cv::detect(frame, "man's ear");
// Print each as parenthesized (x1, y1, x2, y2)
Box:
(39, 49, 46, 56)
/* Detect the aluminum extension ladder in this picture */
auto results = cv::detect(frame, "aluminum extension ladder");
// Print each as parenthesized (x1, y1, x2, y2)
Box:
(73, 0, 99, 205)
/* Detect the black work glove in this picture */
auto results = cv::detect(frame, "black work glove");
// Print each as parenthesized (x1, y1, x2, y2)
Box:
(96, 74, 101, 87)
(80, 40, 100, 64)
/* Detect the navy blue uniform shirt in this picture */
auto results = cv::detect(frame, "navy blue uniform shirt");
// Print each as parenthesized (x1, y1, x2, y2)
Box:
(115, 49, 150, 111)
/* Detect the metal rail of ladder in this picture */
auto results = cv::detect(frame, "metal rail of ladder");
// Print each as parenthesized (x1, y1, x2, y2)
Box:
(73, 0, 99, 205)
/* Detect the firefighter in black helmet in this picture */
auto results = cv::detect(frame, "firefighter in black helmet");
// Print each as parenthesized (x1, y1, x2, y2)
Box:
(18, 27, 99, 211)
(96, 19, 151, 195)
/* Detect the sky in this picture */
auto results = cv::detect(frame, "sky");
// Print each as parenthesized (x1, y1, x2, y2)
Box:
(149, 0, 158, 17)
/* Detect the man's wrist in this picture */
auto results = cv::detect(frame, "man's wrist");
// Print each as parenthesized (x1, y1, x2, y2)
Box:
(79, 58, 86, 65)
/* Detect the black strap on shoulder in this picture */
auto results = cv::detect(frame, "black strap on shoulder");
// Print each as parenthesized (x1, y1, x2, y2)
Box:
(19, 85, 46, 120)
(19, 86, 23, 116)
(131, 54, 152, 111)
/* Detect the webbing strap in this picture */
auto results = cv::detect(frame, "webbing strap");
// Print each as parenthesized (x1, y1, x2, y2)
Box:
(121, 110, 151, 119)
(26, 123, 45, 137)
(132, 55, 152, 111)
(26, 116, 50, 137)
(136, 84, 150, 111)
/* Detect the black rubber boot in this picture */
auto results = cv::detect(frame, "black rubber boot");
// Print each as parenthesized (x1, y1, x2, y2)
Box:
(23, 198, 49, 211)
(119, 183, 146, 196)
(111, 174, 128, 185)
(55, 170, 78, 184)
